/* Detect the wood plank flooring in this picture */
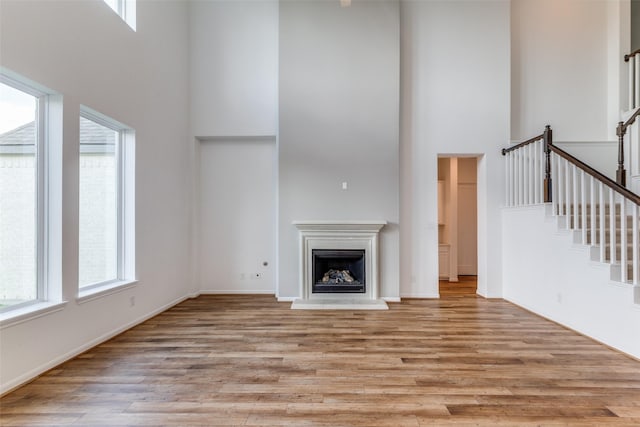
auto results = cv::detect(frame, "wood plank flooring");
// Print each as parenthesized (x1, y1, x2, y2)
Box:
(439, 276, 477, 296)
(2, 294, 640, 426)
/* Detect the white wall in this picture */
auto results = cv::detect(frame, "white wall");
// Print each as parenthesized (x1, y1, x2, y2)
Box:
(188, 0, 279, 298)
(554, 141, 618, 180)
(0, 0, 192, 394)
(190, 0, 278, 137)
(503, 205, 640, 359)
(511, 0, 611, 142)
(400, 0, 510, 298)
(198, 138, 276, 294)
(278, 0, 400, 300)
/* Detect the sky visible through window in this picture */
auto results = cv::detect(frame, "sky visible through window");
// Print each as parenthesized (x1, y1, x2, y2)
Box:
(0, 83, 36, 134)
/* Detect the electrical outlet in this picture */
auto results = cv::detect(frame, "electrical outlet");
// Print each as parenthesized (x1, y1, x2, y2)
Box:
(130, 296, 135, 307)
(240, 273, 246, 280)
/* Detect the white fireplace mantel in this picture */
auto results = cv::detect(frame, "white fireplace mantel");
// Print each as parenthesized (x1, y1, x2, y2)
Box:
(293, 220, 387, 232)
(291, 220, 388, 310)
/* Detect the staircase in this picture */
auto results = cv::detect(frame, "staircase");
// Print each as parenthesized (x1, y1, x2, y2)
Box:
(567, 203, 635, 282)
(503, 126, 640, 291)
(499, 49, 640, 360)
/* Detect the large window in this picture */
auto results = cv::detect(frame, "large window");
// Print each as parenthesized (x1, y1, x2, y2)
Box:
(0, 81, 39, 309)
(0, 73, 61, 315)
(78, 108, 134, 292)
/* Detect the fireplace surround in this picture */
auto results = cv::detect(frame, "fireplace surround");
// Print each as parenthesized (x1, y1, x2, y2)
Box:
(291, 221, 388, 309)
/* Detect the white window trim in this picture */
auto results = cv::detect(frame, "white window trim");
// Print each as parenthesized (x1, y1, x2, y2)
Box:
(78, 106, 135, 300)
(37, 95, 47, 303)
(0, 70, 63, 319)
(103, 0, 136, 32)
(0, 301, 67, 329)
(77, 279, 137, 304)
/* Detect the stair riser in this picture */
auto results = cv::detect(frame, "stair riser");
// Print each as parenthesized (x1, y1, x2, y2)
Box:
(557, 205, 640, 284)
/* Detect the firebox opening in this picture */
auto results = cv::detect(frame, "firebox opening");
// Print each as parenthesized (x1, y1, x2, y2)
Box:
(312, 249, 365, 293)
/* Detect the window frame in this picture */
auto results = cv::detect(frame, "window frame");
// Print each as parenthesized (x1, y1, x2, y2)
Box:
(103, 0, 136, 31)
(0, 71, 63, 321)
(77, 107, 135, 298)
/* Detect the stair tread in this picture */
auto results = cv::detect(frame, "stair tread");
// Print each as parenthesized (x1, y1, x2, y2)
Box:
(553, 208, 640, 284)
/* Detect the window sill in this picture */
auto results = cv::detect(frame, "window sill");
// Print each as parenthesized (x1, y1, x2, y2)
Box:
(77, 279, 138, 304)
(0, 301, 68, 329)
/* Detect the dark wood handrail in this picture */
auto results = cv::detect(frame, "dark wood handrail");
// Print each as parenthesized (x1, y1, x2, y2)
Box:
(622, 107, 640, 129)
(625, 48, 640, 62)
(501, 133, 544, 155)
(549, 143, 640, 205)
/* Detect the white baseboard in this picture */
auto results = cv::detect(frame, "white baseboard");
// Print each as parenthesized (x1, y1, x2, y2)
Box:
(400, 293, 440, 299)
(199, 290, 275, 295)
(280, 296, 400, 303)
(0, 295, 190, 396)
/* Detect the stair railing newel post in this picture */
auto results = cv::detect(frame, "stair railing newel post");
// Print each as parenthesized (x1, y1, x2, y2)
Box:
(543, 125, 553, 203)
(617, 120, 627, 187)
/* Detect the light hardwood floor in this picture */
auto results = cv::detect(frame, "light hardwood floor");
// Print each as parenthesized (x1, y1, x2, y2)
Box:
(439, 276, 477, 296)
(2, 294, 640, 426)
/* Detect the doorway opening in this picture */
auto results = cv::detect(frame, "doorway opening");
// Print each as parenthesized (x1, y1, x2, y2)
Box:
(437, 156, 478, 297)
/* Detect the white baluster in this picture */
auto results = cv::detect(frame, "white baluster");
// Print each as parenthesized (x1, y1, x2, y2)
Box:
(590, 176, 596, 246)
(522, 144, 531, 205)
(529, 143, 535, 204)
(557, 156, 564, 217)
(515, 149, 520, 206)
(620, 194, 628, 282)
(505, 152, 510, 206)
(541, 140, 545, 204)
(610, 188, 617, 264)
(520, 148, 525, 205)
(532, 144, 536, 205)
(524, 147, 528, 205)
(572, 166, 578, 230)
(510, 151, 514, 207)
(565, 159, 571, 228)
(509, 151, 514, 207)
(553, 154, 560, 216)
(511, 151, 517, 207)
(633, 203, 638, 285)
(629, 53, 640, 109)
(535, 140, 541, 204)
(630, 57, 635, 110)
(600, 182, 605, 262)
(517, 149, 521, 206)
(581, 171, 587, 244)
(527, 144, 535, 205)
(512, 151, 517, 206)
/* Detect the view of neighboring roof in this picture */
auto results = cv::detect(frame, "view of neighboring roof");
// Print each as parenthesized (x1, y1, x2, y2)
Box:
(0, 120, 116, 154)
(0, 121, 35, 146)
